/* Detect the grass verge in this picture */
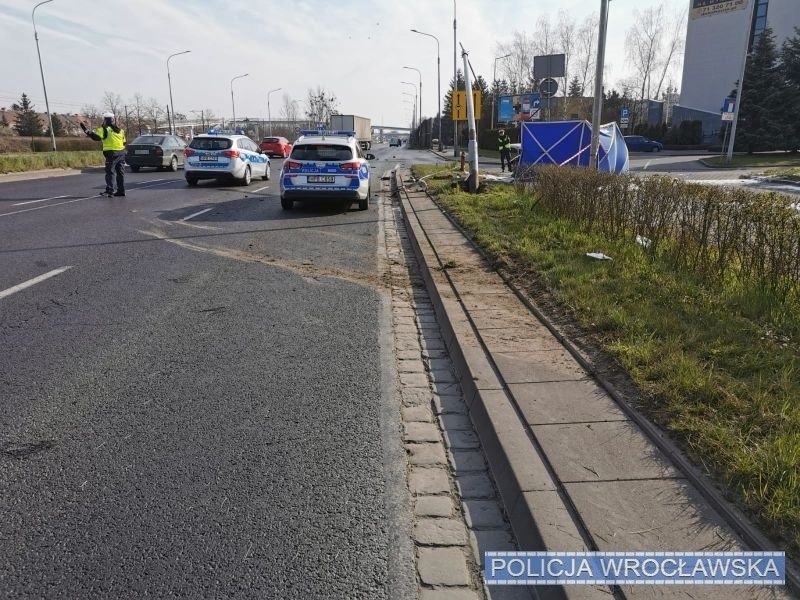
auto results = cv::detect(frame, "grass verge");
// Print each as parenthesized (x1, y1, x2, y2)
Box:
(412, 163, 800, 557)
(703, 153, 800, 169)
(0, 151, 104, 174)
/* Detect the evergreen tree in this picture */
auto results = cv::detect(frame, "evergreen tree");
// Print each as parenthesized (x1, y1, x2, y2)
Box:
(781, 27, 800, 151)
(441, 70, 465, 145)
(12, 93, 43, 137)
(45, 113, 65, 137)
(568, 76, 583, 98)
(736, 27, 783, 153)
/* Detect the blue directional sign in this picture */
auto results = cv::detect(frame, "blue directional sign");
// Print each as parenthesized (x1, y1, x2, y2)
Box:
(621, 108, 630, 119)
(721, 97, 736, 121)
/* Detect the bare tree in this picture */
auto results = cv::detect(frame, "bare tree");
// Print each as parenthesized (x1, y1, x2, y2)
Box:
(102, 91, 123, 118)
(533, 15, 557, 58)
(575, 13, 598, 95)
(129, 93, 146, 137)
(144, 97, 165, 132)
(81, 103, 99, 123)
(653, 6, 688, 100)
(304, 86, 339, 125)
(497, 31, 536, 93)
(556, 10, 577, 92)
(280, 93, 300, 122)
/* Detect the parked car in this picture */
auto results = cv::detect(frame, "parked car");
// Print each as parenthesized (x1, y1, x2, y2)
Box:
(259, 136, 292, 158)
(184, 131, 270, 186)
(389, 137, 401, 147)
(280, 129, 375, 211)
(126, 135, 187, 172)
(624, 135, 663, 152)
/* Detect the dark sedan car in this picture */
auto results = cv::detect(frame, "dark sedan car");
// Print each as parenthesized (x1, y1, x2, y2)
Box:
(624, 135, 663, 152)
(126, 135, 187, 171)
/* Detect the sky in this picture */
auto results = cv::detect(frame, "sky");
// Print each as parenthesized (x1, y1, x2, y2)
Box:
(0, 0, 686, 128)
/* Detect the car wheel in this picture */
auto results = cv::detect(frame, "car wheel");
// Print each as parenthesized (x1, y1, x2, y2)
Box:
(359, 186, 370, 211)
(240, 165, 252, 186)
(262, 163, 271, 181)
(186, 177, 198, 186)
(169, 156, 178, 171)
(130, 165, 140, 173)
(281, 196, 293, 210)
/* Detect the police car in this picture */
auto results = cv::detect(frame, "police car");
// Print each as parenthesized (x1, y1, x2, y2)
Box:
(279, 130, 375, 211)
(183, 130, 270, 186)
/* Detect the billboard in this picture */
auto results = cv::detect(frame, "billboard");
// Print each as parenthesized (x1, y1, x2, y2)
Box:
(498, 93, 541, 123)
(691, 0, 748, 19)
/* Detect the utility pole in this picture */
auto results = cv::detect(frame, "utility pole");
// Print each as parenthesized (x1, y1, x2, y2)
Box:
(589, 0, 610, 169)
(461, 45, 479, 193)
(727, 0, 755, 163)
(32, 0, 56, 151)
(453, 0, 458, 157)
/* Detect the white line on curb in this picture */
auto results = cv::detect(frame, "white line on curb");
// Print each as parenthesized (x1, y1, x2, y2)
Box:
(12, 195, 69, 207)
(182, 207, 214, 221)
(0, 266, 73, 300)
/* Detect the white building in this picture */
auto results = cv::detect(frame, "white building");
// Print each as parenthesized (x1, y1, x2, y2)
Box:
(674, 0, 799, 141)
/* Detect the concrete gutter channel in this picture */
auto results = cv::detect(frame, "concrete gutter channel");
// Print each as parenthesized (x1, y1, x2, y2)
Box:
(391, 168, 798, 600)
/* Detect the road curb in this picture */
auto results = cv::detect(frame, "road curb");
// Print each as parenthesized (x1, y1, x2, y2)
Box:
(393, 169, 603, 600)
(0, 167, 103, 182)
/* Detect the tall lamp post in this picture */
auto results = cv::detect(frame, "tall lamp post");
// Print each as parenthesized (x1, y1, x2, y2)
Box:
(403, 66, 422, 126)
(401, 81, 418, 146)
(491, 53, 511, 130)
(32, 0, 56, 151)
(267, 87, 282, 136)
(589, 0, 610, 169)
(167, 50, 191, 135)
(402, 93, 416, 131)
(230, 73, 249, 130)
(453, 0, 458, 156)
(411, 29, 442, 151)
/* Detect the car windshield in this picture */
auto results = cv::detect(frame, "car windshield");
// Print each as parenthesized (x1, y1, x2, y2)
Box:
(291, 144, 353, 161)
(262, 138, 279, 144)
(131, 136, 164, 145)
(189, 137, 233, 150)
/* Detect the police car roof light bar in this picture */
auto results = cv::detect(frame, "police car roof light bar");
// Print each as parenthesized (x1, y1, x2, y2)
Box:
(206, 128, 245, 135)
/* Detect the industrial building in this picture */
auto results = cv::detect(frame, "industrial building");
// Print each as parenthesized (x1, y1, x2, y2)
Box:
(674, 0, 799, 141)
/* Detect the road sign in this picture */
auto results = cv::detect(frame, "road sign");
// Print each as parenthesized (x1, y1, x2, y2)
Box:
(452, 90, 482, 121)
(721, 97, 736, 120)
(620, 117, 629, 125)
(539, 78, 559, 98)
(621, 108, 630, 119)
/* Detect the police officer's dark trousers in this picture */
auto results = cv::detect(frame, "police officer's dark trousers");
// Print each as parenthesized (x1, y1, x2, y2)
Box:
(500, 148, 512, 172)
(104, 150, 126, 194)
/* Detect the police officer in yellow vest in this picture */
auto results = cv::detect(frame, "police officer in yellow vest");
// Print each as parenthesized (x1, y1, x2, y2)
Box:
(81, 112, 127, 197)
(498, 129, 512, 173)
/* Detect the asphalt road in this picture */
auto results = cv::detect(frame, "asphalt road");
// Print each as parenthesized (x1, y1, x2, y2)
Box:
(0, 145, 440, 599)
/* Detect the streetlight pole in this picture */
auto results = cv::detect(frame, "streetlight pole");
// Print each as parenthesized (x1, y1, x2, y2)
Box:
(411, 29, 442, 151)
(403, 66, 422, 126)
(32, 0, 56, 151)
(167, 50, 191, 135)
(401, 81, 418, 145)
(590, 0, 610, 169)
(726, 0, 755, 163)
(453, 0, 458, 156)
(267, 87, 282, 136)
(402, 93, 416, 131)
(230, 73, 248, 130)
(491, 53, 511, 131)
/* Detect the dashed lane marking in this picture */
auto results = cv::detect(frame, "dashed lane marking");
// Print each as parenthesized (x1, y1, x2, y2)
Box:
(0, 266, 73, 300)
(12, 195, 69, 207)
(181, 207, 214, 221)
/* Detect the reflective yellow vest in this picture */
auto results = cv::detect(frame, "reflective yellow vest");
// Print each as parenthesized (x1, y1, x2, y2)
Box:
(498, 136, 511, 151)
(93, 125, 126, 151)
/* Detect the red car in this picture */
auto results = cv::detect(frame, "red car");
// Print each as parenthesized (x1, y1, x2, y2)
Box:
(259, 136, 292, 158)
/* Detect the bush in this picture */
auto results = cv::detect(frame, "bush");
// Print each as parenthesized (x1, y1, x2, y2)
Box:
(632, 122, 668, 141)
(31, 137, 99, 152)
(664, 120, 703, 145)
(531, 165, 800, 298)
(0, 151, 103, 173)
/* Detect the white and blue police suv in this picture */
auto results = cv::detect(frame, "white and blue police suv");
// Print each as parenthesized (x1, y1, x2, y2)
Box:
(279, 130, 375, 211)
(184, 130, 270, 186)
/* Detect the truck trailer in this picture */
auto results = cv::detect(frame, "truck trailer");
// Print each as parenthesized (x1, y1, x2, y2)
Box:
(329, 115, 372, 150)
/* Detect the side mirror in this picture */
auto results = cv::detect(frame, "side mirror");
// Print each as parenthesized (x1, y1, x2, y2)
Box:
(366, 153, 376, 161)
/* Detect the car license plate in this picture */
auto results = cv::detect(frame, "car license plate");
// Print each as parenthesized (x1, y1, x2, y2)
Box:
(135, 150, 149, 154)
(308, 175, 335, 183)
(200, 154, 218, 161)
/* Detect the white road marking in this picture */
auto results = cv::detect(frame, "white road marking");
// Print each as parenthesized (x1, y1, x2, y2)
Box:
(12, 194, 68, 207)
(0, 266, 73, 300)
(0, 195, 103, 218)
(182, 207, 213, 221)
(250, 186, 269, 193)
(132, 180, 174, 189)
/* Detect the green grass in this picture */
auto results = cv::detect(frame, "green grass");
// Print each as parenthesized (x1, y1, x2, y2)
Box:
(764, 167, 800, 181)
(704, 153, 800, 169)
(0, 151, 104, 174)
(412, 163, 800, 556)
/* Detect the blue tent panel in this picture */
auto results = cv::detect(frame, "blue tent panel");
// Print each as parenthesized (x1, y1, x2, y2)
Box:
(519, 120, 628, 174)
